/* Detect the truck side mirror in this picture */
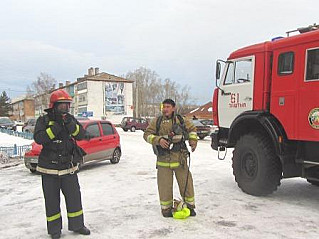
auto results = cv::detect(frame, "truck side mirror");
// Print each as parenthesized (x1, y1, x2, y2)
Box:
(216, 62, 221, 82)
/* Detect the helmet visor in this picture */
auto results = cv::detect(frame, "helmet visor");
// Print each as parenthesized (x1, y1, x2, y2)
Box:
(55, 102, 71, 114)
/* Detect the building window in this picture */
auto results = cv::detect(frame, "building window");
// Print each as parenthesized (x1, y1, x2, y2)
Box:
(77, 82, 87, 91)
(78, 107, 87, 114)
(278, 52, 294, 75)
(78, 94, 86, 103)
(66, 85, 75, 96)
(306, 48, 319, 81)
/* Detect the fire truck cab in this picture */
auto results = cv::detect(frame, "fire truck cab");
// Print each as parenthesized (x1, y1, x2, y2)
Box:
(212, 24, 319, 196)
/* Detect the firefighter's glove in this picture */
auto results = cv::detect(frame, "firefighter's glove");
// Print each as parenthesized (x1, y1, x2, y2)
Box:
(159, 138, 170, 149)
(62, 113, 73, 124)
(189, 140, 197, 152)
(63, 114, 77, 134)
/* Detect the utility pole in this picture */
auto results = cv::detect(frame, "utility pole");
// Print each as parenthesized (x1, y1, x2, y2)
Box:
(135, 84, 138, 118)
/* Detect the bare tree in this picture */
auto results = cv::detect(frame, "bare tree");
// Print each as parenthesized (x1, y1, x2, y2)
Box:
(31, 72, 56, 94)
(126, 67, 194, 117)
(27, 72, 57, 115)
(126, 67, 160, 117)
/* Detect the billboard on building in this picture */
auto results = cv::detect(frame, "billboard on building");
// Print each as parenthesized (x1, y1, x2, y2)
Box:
(105, 82, 125, 115)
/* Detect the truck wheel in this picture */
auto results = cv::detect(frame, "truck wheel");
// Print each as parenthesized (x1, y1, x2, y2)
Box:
(110, 148, 121, 164)
(130, 126, 136, 132)
(232, 133, 282, 196)
(307, 179, 319, 186)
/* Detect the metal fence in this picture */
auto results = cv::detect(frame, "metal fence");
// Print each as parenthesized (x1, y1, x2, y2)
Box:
(0, 144, 32, 158)
(0, 128, 34, 140)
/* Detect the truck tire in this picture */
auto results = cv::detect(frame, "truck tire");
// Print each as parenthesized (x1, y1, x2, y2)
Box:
(232, 133, 282, 196)
(307, 179, 319, 186)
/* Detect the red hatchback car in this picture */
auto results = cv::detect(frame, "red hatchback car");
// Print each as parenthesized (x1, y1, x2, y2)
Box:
(24, 120, 121, 173)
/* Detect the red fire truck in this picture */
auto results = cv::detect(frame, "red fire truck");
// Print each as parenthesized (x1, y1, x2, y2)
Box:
(211, 24, 319, 196)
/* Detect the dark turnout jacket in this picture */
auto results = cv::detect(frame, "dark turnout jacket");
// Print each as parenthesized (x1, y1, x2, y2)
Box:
(34, 112, 86, 171)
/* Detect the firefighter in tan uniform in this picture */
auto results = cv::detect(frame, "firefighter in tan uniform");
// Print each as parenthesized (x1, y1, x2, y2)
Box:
(143, 99, 198, 217)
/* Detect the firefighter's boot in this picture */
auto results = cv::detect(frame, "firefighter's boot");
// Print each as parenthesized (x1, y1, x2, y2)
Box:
(186, 203, 196, 217)
(74, 226, 91, 235)
(161, 208, 173, 217)
(189, 208, 196, 217)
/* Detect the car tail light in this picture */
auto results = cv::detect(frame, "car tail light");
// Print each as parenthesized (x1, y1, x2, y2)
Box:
(212, 88, 219, 126)
(25, 150, 36, 157)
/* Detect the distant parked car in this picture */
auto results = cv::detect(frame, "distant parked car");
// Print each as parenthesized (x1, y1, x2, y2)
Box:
(121, 117, 149, 132)
(192, 120, 212, 140)
(22, 118, 37, 133)
(0, 117, 16, 131)
(24, 120, 121, 173)
(200, 119, 214, 127)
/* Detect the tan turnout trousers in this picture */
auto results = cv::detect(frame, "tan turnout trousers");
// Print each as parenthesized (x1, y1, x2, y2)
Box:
(157, 163, 195, 210)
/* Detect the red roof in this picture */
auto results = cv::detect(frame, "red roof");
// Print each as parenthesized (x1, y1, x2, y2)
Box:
(185, 102, 212, 119)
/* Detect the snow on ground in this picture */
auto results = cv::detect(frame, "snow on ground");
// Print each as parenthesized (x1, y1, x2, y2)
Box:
(0, 132, 33, 147)
(0, 129, 318, 239)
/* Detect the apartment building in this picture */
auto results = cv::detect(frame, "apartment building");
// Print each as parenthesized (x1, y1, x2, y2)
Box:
(10, 95, 35, 121)
(34, 67, 134, 123)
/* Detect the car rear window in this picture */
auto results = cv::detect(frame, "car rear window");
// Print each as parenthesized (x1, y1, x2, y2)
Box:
(101, 123, 114, 136)
(86, 123, 101, 138)
(0, 118, 12, 124)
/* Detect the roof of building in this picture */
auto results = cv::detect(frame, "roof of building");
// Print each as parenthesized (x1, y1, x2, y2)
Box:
(185, 101, 213, 120)
(11, 95, 34, 104)
(77, 72, 134, 83)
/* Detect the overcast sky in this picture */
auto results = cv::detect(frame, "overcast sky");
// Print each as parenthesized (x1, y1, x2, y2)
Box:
(0, 0, 317, 104)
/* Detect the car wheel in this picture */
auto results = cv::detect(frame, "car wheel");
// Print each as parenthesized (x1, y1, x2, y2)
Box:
(130, 126, 136, 132)
(110, 148, 121, 164)
(30, 169, 36, 173)
(232, 133, 282, 196)
(123, 129, 128, 132)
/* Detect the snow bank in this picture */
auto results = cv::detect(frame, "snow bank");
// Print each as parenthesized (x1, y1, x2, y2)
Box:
(0, 132, 33, 147)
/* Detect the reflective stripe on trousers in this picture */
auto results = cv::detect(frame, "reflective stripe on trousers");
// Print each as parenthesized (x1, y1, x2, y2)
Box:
(156, 161, 180, 168)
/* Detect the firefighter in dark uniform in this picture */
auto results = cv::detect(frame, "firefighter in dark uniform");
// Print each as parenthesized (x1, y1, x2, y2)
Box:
(34, 89, 90, 239)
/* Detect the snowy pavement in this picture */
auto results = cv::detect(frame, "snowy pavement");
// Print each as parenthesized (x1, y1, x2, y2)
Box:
(0, 130, 318, 239)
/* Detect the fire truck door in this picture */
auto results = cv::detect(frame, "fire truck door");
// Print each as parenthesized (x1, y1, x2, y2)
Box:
(299, 47, 319, 141)
(218, 57, 254, 128)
